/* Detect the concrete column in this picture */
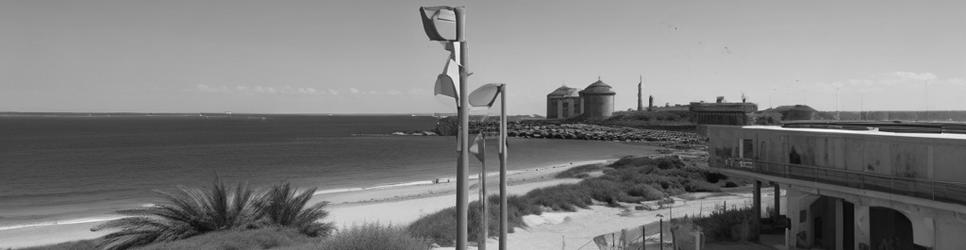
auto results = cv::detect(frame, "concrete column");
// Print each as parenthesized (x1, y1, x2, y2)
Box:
(787, 188, 802, 249)
(753, 180, 762, 242)
(835, 199, 844, 250)
(773, 182, 781, 219)
(854, 204, 870, 250)
(910, 214, 935, 248)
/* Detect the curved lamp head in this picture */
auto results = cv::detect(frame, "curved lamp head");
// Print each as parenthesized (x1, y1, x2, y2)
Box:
(419, 6, 459, 41)
(469, 83, 504, 108)
(434, 58, 461, 106)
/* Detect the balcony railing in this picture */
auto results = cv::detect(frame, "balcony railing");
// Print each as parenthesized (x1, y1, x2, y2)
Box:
(717, 159, 966, 206)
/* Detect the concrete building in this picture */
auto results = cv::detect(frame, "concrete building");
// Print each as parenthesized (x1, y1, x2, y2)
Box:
(546, 86, 581, 119)
(690, 98, 758, 125)
(578, 80, 616, 119)
(707, 122, 966, 250)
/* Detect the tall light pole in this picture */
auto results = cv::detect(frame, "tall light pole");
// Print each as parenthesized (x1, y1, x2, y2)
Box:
(469, 83, 507, 250)
(478, 132, 487, 250)
(420, 6, 470, 249)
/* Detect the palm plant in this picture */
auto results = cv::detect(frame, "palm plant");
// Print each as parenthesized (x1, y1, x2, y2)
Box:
(91, 179, 259, 250)
(255, 183, 335, 237)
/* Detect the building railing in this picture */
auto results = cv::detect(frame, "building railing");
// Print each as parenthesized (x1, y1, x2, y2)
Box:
(716, 158, 966, 206)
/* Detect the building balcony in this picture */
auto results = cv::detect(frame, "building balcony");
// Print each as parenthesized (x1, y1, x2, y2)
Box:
(716, 159, 966, 206)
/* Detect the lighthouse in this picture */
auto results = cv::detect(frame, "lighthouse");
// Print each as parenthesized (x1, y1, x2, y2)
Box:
(637, 75, 644, 111)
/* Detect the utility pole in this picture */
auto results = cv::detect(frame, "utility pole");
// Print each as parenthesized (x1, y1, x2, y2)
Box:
(479, 133, 487, 250)
(455, 9, 469, 249)
(498, 85, 508, 250)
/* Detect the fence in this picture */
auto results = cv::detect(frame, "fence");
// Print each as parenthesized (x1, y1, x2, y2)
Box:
(574, 197, 761, 250)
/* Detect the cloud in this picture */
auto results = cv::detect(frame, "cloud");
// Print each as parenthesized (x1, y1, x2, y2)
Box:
(196, 84, 230, 93)
(894, 71, 937, 81)
(191, 85, 418, 97)
(947, 78, 965, 86)
(814, 71, 960, 93)
(195, 84, 326, 96)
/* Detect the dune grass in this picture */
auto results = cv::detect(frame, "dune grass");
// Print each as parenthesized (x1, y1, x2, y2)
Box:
(15, 240, 100, 250)
(280, 223, 430, 250)
(408, 155, 730, 246)
(554, 163, 605, 178)
(135, 227, 315, 250)
(676, 203, 755, 241)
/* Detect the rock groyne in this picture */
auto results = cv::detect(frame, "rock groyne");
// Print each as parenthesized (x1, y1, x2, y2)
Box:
(434, 117, 702, 144)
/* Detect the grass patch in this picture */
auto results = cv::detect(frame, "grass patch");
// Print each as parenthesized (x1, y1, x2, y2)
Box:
(407, 195, 539, 246)
(689, 203, 755, 241)
(282, 223, 430, 250)
(16, 240, 100, 250)
(555, 163, 605, 178)
(137, 227, 314, 250)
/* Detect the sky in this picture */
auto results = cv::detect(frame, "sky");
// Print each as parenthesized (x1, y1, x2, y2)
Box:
(1, 0, 964, 114)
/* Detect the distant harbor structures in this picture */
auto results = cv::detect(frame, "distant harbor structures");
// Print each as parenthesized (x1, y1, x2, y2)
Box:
(545, 78, 616, 120)
(689, 96, 758, 125)
(545, 86, 581, 119)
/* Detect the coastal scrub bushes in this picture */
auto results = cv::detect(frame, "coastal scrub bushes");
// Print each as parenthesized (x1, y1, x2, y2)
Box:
(407, 195, 539, 246)
(282, 223, 430, 250)
(688, 203, 755, 241)
(408, 155, 732, 247)
(555, 163, 605, 178)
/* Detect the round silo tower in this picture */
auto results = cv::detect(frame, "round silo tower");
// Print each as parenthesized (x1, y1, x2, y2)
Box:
(579, 80, 616, 119)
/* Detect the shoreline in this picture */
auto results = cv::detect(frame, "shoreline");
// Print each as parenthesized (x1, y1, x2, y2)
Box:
(0, 158, 616, 248)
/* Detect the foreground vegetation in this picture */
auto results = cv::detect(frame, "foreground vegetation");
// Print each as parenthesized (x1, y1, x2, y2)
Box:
(408, 155, 736, 246)
(87, 180, 333, 250)
(20, 180, 430, 250)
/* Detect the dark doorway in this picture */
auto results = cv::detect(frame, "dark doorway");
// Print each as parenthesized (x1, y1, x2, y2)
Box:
(789, 147, 802, 164)
(843, 201, 855, 250)
(870, 207, 914, 250)
(809, 197, 836, 249)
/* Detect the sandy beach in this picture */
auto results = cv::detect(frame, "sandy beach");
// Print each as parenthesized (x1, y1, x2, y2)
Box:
(0, 159, 611, 249)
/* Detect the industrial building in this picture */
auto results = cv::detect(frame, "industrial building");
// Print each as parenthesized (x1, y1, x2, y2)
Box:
(690, 97, 758, 125)
(546, 79, 615, 120)
(707, 122, 966, 250)
(546, 86, 582, 119)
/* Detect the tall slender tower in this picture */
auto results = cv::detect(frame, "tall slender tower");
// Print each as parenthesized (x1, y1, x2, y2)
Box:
(637, 75, 644, 111)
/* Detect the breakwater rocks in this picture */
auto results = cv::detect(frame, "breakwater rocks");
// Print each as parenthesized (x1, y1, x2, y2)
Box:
(506, 123, 702, 143)
(433, 117, 702, 143)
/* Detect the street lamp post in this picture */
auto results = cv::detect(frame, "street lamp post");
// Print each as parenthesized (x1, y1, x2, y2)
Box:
(469, 83, 508, 250)
(419, 6, 470, 250)
(498, 85, 508, 250)
(479, 132, 487, 250)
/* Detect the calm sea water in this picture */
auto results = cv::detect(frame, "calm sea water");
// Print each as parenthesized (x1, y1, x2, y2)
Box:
(0, 114, 657, 229)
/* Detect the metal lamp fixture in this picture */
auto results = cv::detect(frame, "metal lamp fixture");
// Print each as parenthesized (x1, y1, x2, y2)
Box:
(419, 5, 471, 250)
(469, 83, 508, 250)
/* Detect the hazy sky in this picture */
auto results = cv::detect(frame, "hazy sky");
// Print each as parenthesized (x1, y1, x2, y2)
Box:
(2, 0, 964, 114)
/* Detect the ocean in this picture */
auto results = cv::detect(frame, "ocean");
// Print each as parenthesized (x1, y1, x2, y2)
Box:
(0, 114, 656, 231)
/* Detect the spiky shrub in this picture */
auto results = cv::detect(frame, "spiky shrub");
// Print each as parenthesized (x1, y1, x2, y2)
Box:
(256, 183, 335, 237)
(91, 179, 259, 250)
